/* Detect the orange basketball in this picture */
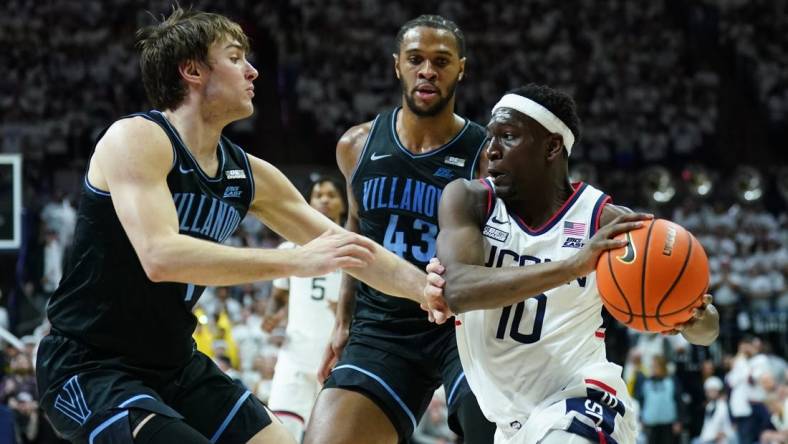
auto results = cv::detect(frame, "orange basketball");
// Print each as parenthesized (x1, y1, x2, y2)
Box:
(596, 218, 709, 332)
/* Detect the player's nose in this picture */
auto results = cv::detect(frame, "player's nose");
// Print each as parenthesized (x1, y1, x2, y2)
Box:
(245, 62, 258, 81)
(418, 62, 437, 81)
(485, 138, 502, 160)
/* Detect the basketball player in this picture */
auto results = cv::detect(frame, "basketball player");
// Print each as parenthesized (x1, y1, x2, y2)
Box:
(424, 84, 721, 444)
(263, 176, 347, 440)
(34, 9, 448, 444)
(305, 15, 496, 444)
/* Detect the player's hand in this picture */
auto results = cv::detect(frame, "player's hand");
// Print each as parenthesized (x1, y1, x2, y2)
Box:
(317, 321, 350, 383)
(261, 311, 285, 333)
(295, 229, 376, 277)
(421, 258, 454, 324)
(568, 212, 653, 277)
(661, 294, 716, 335)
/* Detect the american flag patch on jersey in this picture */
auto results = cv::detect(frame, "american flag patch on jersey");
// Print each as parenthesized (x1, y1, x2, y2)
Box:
(563, 221, 587, 236)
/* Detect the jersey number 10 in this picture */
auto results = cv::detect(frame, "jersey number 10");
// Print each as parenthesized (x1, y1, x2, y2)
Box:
(495, 294, 547, 344)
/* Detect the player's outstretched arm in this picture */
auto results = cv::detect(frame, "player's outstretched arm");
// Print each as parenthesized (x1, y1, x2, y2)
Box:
(91, 117, 371, 286)
(247, 151, 439, 311)
(433, 180, 651, 314)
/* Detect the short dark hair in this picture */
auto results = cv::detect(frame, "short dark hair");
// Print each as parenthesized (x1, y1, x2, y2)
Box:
(507, 84, 582, 146)
(136, 7, 250, 110)
(395, 15, 465, 58)
(306, 174, 348, 222)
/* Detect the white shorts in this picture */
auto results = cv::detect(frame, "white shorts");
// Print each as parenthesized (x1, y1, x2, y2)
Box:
(492, 362, 638, 444)
(267, 356, 322, 425)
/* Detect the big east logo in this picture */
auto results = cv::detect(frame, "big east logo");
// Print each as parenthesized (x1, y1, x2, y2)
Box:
(562, 237, 585, 248)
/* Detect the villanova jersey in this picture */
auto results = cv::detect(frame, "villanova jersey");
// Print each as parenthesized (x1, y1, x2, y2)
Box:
(46, 110, 254, 369)
(350, 107, 486, 339)
(456, 179, 615, 425)
(273, 242, 341, 372)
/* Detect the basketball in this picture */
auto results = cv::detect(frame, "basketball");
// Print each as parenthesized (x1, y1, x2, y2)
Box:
(596, 219, 709, 332)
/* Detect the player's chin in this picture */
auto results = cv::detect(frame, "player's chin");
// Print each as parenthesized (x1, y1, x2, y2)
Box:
(239, 103, 255, 118)
(494, 185, 513, 199)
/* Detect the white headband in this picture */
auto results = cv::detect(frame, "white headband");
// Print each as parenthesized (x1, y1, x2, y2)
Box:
(491, 94, 575, 155)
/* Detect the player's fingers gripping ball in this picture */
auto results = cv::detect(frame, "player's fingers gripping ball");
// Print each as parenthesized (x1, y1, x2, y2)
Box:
(596, 219, 709, 332)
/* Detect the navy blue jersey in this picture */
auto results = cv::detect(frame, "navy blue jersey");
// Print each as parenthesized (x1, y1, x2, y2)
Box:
(46, 110, 254, 369)
(350, 107, 486, 339)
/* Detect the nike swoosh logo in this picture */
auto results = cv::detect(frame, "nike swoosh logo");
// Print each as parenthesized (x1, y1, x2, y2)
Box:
(491, 216, 505, 224)
(616, 232, 636, 264)
(370, 152, 392, 161)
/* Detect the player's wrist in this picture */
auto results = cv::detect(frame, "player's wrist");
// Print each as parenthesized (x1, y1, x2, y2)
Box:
(563, 254, 586, 279)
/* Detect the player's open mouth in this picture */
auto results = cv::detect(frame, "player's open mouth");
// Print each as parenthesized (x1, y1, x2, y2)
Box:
(415, 84, 439, 100)
(488, 169, 506, 184)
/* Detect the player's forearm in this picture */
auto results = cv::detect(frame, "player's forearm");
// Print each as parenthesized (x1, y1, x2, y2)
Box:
(266, 288, 289, 316)
(140, 234, 300, 285)
(680, 304, 719, 346)
(442, 260, 579, 314)
(346, 244, 426, 304)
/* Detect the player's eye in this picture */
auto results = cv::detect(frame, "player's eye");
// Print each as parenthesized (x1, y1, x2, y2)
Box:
(408, 56, 422, 65)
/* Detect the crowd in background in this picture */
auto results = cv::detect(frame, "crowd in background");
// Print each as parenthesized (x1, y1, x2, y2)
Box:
(1, 0, 785, 171)
(0, 0, 786, 443)
(2, 189, 786, 443)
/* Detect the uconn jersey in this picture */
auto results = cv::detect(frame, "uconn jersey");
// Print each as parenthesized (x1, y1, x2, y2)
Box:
(350, 107, 486, 339)
(272, 242, 341, 372)
(46, 110, 254, 369)
(455, 180, 637, 444)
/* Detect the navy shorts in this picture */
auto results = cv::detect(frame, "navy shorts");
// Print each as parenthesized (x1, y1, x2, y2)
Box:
(36, 334, 271, 444)
(323, 327, 475, 441)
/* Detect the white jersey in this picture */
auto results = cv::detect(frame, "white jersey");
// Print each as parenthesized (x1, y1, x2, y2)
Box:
(456, 180, 628, 434)
(273, 242, 341, 372)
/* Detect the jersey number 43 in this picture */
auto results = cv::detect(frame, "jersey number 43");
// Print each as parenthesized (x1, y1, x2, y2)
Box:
(383, 214, 437, 263)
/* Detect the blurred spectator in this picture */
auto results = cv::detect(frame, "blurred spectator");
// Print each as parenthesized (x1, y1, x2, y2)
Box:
(727, 336, 787, 444)
(761, 383, 788, 444)
(8, 391, 40, 444)
(637, 355, 683, 444)
(694, 376, 735, 444)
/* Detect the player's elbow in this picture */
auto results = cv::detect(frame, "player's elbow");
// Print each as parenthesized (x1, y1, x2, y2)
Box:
(139, 246, 173, 283)
(443, 293, 467, 315)
(442, 270, 473, 314)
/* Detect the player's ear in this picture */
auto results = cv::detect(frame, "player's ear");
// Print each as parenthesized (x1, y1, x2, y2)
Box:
(458, 57, 466, 82)
(179, 59, 203, 87)
(545, 134, 564, 161)
(393, 53, 401, 79)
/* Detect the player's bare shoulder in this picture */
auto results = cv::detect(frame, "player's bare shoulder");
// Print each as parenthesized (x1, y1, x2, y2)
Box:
(97, 116, 169, 154)
(336, 121, 374, 177)
(440, 178, 490, 225)
(89, 116, 173, 188)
